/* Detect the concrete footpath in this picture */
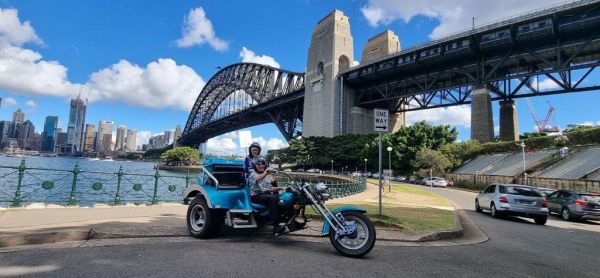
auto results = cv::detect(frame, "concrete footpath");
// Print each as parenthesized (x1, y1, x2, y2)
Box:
(0, 202, 464, 248)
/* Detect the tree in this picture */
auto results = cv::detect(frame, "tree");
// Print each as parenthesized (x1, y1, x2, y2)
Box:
(411, 148, 452, 175)
(160, 147, 201, 166)
(441, 140, 483, 169)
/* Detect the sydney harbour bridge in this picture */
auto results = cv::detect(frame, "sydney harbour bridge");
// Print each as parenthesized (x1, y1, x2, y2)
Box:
(179, 0, 600, 147)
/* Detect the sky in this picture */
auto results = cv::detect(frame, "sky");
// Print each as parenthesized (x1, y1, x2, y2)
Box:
(1, 0, 599, 155)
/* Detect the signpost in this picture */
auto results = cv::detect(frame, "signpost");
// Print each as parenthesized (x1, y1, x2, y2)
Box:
(374, 109, 388, 216)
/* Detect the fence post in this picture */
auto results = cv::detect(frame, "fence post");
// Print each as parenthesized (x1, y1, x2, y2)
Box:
(151, 170, 160, 205)
(114, 166, 124, 205)
(185, 171, 191, 187)
(11, 159, 26, 207)
(67, 163, 80, 206)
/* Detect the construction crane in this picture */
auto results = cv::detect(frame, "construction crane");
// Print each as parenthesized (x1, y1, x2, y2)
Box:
(526, 99, 560, 133)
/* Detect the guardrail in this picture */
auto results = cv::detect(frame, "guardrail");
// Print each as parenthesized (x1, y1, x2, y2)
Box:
(0, 159, 192, 207)
(0, 160, 367, 207)
(275, 173, 367, 199)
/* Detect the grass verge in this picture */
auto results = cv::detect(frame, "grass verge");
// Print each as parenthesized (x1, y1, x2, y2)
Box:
(307, 182, 455, 234)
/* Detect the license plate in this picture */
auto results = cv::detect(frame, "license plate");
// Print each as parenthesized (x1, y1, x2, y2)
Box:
(518, 200, 532, 204)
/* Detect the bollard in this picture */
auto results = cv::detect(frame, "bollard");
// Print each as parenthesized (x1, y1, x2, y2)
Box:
(113, 166, 123, 205)
(151, 170, 160, 205)
(11, 159, 26, 207)
(67, 163, 80, 206)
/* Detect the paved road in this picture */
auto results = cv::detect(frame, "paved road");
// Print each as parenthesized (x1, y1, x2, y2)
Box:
(1, 186, 599, 278)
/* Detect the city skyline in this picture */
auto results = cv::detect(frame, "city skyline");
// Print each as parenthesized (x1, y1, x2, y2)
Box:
(1, 1, 600, 156)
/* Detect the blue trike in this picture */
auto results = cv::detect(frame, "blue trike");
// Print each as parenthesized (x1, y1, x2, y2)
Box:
(182, 157, 376, 257)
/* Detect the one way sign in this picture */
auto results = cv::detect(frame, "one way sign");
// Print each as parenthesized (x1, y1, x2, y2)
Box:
(374, 109, 388, 132)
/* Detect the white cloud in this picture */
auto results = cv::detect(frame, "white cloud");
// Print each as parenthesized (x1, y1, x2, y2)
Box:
(239, 47, 280, 68)
(176, 7, 228, 51)
(0, 9, 207, 112)
(137, 131, 162, 146)
(251, 136, 288, 153)
(3, 97, 17, 106)
(0, 44, 79, 98)
(206, 132, 239, 155)
(25, 100, 36, 108)
(531, 78, 561, 91)
(0, 8, 43, 46)
(361, 0, 564, 39)
(406, 105, 471, 128)
(86, 58, 205, 111)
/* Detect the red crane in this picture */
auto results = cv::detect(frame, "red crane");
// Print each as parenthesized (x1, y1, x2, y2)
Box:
(526, 99, 560, 133)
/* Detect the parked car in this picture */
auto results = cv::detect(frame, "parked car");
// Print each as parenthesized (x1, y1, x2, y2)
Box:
(307, 168, 320, 173)
(475, 183, 549, 225)
(546, 190, 600, 221)
(533, 187, 555, 197)
(424, 177, 448, 187)
(415, 177, 426, 185)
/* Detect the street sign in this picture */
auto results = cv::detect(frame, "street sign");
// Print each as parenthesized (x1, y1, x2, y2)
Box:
(374, 109, 389, 132)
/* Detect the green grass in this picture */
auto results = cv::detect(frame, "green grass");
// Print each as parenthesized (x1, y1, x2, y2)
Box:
(307, 182, 456, 234)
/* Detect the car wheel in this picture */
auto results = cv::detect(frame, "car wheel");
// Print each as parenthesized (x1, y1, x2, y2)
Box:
(561, 207, 572, 221)
(533, 216, 547, 225)
(490, 202, 500, 218)
(475, 199, 482, 213)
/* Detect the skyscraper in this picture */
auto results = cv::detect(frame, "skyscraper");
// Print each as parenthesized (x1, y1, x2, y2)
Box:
(83, 124, 96, 152)
(66, 97, 86, 153)
(95, 120, 113, 153)
(13, 109, 25, 124)
(164, 130, 175, 145)
(115, 125, 126, 151)
(18, 120, 35, 149)
(42, 116, 58, 152)
(126, 129, 137, 151)
(175, 125, 182, 142)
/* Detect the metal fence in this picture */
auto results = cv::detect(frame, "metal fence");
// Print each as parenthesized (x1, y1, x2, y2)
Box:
(275, 174, 367, 200)
(0, 159, 192, 207)
(0, 160, 367, 207)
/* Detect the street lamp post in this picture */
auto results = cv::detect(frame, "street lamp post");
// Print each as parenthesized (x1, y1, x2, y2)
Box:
(387, 146, 392, 191)
(364, 158, 368, 175)
(331, 160, 334, 174)
(519, 142, 527, 185)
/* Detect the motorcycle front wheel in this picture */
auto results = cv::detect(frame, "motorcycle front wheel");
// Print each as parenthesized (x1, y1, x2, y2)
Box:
(329, 211, 376, 257)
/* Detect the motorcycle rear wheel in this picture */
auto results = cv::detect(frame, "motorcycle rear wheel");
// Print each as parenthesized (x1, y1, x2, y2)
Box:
(329, 211, 376, 257)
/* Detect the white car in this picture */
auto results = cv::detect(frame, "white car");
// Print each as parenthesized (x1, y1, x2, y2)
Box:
(424, 177, 448, 187)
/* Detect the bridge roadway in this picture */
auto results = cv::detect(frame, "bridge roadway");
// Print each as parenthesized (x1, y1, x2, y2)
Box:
(1, 185, 598, 277)
(342, 0, 600, 112)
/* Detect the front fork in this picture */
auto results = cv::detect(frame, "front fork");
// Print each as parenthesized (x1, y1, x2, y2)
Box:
(301, 187, 356, 239)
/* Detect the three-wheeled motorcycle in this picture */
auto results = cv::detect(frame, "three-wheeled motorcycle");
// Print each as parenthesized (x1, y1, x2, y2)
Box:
(182, 157, 376, 257)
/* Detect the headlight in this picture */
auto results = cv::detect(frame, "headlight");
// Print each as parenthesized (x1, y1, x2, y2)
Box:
(315, 182, 328, 193)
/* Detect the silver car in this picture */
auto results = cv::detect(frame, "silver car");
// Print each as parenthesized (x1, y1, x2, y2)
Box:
(475, 183, 549, 225)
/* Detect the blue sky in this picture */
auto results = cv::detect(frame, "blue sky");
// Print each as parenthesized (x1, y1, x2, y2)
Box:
(1, 0, 599, 154)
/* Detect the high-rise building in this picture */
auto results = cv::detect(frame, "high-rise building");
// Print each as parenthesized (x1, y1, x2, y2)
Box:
(115, 125, 126, 151)
(12, 108, 25, 124)
(55, 132, 68, 152)
(164, 130, 175, 145)
(41, 116, 58, 152)
(0, 121, 12, 148)
(66, 97, 86, 153)
(95, 120, 113, 153)
(174, 125, 182, 142)
(83, 124, 96, 152)
(126, 129, 137, 151)
(18, 120, 35, 149)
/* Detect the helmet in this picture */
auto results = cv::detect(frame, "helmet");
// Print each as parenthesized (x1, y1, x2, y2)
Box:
(251, 156, 267, 171)
(248, 142, 261, 155)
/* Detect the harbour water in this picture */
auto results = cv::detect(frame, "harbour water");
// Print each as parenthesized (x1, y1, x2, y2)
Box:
(0, 155, 193, 207)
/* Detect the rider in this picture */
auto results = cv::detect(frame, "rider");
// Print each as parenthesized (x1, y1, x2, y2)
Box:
(247, 156, 285, 235)
(244, 142, 262, 175)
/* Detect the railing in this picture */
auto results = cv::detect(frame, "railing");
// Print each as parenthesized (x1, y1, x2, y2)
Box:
(0, 160, 367, 207)
(274, 174, 367, 199)
(0, 159, 192, 207)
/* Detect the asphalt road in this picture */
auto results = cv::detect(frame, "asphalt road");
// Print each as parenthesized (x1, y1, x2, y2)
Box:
(1, 186, 599, 278)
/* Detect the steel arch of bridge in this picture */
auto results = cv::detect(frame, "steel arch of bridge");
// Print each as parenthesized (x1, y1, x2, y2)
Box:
(180, 63, 305, 146)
